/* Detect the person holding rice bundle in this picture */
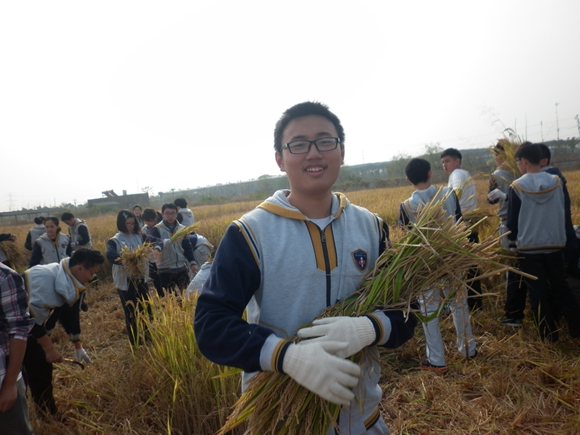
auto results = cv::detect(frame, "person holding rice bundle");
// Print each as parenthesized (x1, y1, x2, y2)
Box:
(106, 210, 164, 345)
(149, 203, 196, 295)
(195, 101, 417, 435)
(486, 143, 526, 327)
(141, 208, 163, 297)
(441, 148, 482, 312)
(399, 158, 477, 371)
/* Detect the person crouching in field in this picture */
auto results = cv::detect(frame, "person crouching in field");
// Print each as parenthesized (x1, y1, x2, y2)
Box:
(195, 101, 417, 434)
(23, 248, 104, 423)
(30, 217, 90, 365)
(507, 143, 580, 343)
(399, 158, 477, 371)
(106, 210, 164, 345)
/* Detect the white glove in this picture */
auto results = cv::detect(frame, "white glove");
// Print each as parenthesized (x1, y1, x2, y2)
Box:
(297, 316, 376, 359)
(487, 188, 507, 202)
(75, 347, 92, 364)
(282, 340, 360, 405)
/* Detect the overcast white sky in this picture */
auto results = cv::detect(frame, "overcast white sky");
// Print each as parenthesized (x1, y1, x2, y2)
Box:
(1, 0, 579, 212)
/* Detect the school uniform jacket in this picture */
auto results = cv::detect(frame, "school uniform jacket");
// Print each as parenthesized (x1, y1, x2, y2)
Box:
(30, 233, 71, 266)
(398, 185, 461, 227)
(24, 258, 84, 329)
(507, 172, 565, 253)
(195, 190, 417, 434)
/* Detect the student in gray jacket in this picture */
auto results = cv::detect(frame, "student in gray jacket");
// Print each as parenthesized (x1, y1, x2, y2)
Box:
(506, 143, 580, 342)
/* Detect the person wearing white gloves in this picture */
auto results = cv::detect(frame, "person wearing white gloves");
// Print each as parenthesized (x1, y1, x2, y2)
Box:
(195, 102, 417, 434)
(22, 248, 104, 421)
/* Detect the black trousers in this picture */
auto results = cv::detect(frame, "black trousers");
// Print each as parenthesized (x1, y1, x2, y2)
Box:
(520, 250, 580, 342)
(118, 279, 151, 345)
(22, 336, 57, 416)
(159, 268, 190, 296)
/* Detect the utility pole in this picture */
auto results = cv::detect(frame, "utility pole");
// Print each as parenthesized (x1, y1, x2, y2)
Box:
(541, 121, 544, 142)
(555, 102, 560, 141)
(575, 114, 580, 138)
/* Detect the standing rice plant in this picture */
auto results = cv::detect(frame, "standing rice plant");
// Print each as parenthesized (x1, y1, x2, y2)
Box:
(134, 294, 244, 435)
(218, 195, 531, 435)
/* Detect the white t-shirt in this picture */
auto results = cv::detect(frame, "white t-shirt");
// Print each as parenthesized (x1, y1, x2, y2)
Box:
(448, 168, 477, 212)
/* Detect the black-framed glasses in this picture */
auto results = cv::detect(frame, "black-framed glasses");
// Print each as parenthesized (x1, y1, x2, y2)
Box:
(282, 137, 340, 154)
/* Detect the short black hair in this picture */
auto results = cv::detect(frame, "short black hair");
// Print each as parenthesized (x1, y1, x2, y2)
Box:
(515, 142, 542, 165)
(405, 158, 431, 185)
(161, 203, 178, 213)
(174, 198, 187, 208)
(440, 148, 462, 161)
(132, 204, 142, 211)
(142, 208, 159, 222)
(69, 248, 105, 268)
(34, 216, 45, 225)
(116, 210, 141, 234)
(61, 212, 74, 221)
(273, 101, 345, 154)
(537, 143, 551, 164)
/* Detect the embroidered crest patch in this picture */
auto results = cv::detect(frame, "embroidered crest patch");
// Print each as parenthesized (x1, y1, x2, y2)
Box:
(352, 249, 368, 272)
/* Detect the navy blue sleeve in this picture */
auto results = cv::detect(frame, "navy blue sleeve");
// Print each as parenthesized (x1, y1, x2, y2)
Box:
(66, 239, 72, 257)
(25, 232, 33, 251)
(194, 223, 273, 373)
(106, 239, 121, 264)
(384, 308, 418, 348)
(29, 242, 42, 267)
(506, 187, 521, 242)
(77, 225, 91, 246)
(453, 191, 462, 222)
(181, 236, 195, 263)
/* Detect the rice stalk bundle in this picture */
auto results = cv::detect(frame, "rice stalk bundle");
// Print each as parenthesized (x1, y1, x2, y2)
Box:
(462, 208, 496, 237)
(491, 130, 523, 178)
(218, 194, 530, 435)
(118, 243, 153, 278)
(0, 241, 28, 272)
(170, 224, 197, 243)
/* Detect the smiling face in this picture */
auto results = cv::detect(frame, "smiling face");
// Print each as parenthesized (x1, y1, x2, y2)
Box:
(275, 115, 344, 204)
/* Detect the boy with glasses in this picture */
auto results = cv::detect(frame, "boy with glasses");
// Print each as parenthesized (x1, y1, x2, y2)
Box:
(149, 203, 196, 295)
(195, 101, 416, 434)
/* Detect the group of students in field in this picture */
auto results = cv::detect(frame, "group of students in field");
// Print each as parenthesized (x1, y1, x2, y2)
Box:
(0, 199, 213, 433)
(1, 101, 579, 435)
